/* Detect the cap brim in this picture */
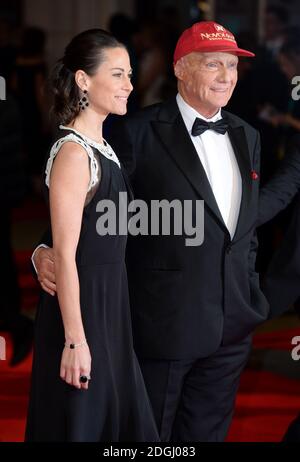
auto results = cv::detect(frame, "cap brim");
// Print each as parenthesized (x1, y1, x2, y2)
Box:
(192, 46, 255, 57)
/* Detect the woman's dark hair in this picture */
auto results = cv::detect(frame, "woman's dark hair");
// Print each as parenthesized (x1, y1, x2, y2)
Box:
(51, 29, 125, 124)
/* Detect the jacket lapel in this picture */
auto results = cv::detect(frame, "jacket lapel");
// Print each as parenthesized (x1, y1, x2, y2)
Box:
(152, 100, 253, 238)
(224, 112, 252, 241)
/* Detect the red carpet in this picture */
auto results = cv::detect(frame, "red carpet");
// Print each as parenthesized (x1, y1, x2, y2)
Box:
(12, 198, 49, 221)
(0, 250, 37, 442)
(253, 328, 300, 351)
(0, 333, 32, 442)
(227, 369, 300, 442)
(226, 329, 300, 441)
(1, 330, 300, 442)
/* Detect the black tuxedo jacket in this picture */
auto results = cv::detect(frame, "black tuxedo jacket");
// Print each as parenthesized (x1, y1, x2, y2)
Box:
(109, 98, 269, 360)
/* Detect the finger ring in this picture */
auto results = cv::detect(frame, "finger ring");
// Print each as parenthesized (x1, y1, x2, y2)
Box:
(79, 375, 91, 383)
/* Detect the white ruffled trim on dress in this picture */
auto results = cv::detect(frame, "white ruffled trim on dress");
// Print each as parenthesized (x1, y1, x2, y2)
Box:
(59, 125, 121, 169)
(45, 133, 100, 192)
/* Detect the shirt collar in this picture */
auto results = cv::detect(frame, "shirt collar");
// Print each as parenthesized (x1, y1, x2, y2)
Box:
(176, 93, 222, 134)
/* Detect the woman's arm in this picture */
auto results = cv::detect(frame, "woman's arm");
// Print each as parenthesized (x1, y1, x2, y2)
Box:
(49, 141, 91, 390)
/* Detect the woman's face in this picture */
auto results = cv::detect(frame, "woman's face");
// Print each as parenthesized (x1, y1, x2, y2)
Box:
(85, 47, 133, 116)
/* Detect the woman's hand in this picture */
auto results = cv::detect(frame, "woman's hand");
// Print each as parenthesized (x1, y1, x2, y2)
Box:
(60, 343, 92, 390)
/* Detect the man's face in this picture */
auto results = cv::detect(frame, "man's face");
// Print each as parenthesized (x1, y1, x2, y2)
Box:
(175, 52, 238, 117)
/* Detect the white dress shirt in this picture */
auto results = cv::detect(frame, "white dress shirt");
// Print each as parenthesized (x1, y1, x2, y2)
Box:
(176, 93, 242, 239)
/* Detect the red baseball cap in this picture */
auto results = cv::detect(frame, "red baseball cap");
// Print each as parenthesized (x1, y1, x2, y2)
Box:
(174, 21, 255, 63)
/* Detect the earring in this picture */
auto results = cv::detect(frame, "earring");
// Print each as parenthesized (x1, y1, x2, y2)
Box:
(79, 90, 89, 110)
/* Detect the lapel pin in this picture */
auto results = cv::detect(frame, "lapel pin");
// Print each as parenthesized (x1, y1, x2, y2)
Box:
(251, 171, 259, 180)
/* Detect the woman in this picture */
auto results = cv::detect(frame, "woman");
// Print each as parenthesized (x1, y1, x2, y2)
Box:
(25, 29, 158, 442)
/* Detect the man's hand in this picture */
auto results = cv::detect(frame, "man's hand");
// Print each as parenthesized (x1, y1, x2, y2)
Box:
(34, 247, 56, 296)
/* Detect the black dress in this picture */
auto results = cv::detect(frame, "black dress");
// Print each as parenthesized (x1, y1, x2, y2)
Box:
(25, 128, 159, 442)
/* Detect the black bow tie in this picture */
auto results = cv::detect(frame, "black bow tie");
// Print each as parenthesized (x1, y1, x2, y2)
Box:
(191, 117, 228, 136)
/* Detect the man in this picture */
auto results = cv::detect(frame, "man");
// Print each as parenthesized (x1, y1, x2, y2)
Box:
(33, 22, 269, 441)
